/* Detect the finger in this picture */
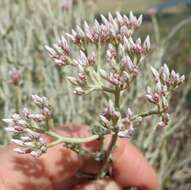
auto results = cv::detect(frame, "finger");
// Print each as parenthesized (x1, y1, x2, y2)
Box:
(80, 135, 160, 190)
(73, 179, 122, 190)
(0, 145, 53, 190)
(111, 138, 161, 190)
(0, 124, 90, 190)
(42, 124, 90, 185)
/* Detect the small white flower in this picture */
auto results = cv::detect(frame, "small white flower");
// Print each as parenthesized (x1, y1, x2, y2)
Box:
(143, 35, 150, 51)
(100, 14, 109, 25)
(11, 139, 24, 146)
(13, 147, 28, 154)
(151, 66, 160, 82)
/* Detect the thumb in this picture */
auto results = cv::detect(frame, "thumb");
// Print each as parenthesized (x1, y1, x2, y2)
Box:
(111, 137, 161, 190)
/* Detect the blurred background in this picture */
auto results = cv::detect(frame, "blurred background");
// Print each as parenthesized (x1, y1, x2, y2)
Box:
(0, 0, 191, 189)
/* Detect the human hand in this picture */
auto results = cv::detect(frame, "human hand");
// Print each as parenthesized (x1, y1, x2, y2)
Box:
(0, 124, 160, 190)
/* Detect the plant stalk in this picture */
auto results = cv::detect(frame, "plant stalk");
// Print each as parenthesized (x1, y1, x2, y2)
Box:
(98, 87, 120, 178)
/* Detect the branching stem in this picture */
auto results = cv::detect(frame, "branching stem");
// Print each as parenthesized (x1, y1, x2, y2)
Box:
(98, 87, 120, 178)
(46, 130, 100, 145)
(132, 109, 165, 120)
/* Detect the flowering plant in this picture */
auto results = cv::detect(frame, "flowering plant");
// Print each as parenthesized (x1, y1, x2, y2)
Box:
(3, 11, 184, 179)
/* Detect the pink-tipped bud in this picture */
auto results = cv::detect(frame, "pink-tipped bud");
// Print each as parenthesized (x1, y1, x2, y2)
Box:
(151, 66, 160, 83)
(145, 93, 160, 104)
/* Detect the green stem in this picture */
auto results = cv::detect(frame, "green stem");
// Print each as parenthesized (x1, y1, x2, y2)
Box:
(132, 109, 165, 120)
(98, 87, 120, 178)
(102, 86, 115, 93)
(98, 132, 118, 178)
(46, 130, 100, 144)
(114, 87, 120, 108)
(15, 85, 21, 113)
(48, 139, 63, 148)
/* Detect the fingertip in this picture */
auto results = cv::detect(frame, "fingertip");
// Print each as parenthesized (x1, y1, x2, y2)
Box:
(112, 138, 161, 190)
(41, 124, 90, 185)
(41, 143, 82, 184)
(73, 178, 123, 190)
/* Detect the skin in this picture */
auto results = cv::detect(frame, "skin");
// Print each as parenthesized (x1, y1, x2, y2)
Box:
(0, 124, 161, 190)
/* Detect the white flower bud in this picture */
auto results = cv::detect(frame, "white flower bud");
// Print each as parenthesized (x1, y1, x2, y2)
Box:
(120, 25, 130, 37)
(67, 76, 78, 86)
(84, 21, 92, 39)
(122, 55, 134, 72)
(66, 33, 75, 42)
(161, 64, 170, 82)
(179, 75, 185, 84)
(100, 115, 110, 126)
(146, 86, 152, 94)
(31, 95, 49, 107)
(162, 113, 170, 125)
(30, 150, 41, 158)
(116, 11, 123, 25)
(145, 93, 160, 104)
(88, 52, 96, 65)
(99, 69, 108, 78)
(137, 15, 143, 26)
(123, 36, 131, 50)
(30, 114, 45, 122)
(150, 66, 159, 82)
(79, 51, 89, 66)
(108, 12, 114, 22)
(20, 136, 32, 141)
(100, 14, 109, 25)
(2, 118, 13, 125)
(118, 127, 134, 138)
(157, 121, 166, 128)
(143, 35, 150, 51)
(13, 148, 29, 154)
(4, 127, 16, 132)
(127, 108, 133, 118)
(94, 19, 100, 33)
(77, 25, 85, 37)
(45, 45, 57, 57)
(12, 114, 22, 121)
(73, 87, 84, 95)
(11, 139, 24, 146)
(24, 141, 35, 148)
(123, 15, 130, 24)
(129, 11, 136, 22)
(136, 38, 141, 45)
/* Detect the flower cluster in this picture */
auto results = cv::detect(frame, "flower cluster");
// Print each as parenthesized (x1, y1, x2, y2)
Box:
(100, 101, 135, 138)
(45, 12, 185, 135)
(3, 11, 185, 167)
(100, 100, 121, 129)
(46, 12, 151, 96)
(3, 113, 47, 157)
(101, 50, 139, 88)
(8, 67, 22, 85)
(65, 11, 143, 46)
(45, 37, 70, 67)
(119, 108, 135, 138)
(123, 35, 150, 55)
(3, 95, 51, 157)
(146, 64, 185, 127)
(46, 12, 147, 65)
(31, 95, 51, 119)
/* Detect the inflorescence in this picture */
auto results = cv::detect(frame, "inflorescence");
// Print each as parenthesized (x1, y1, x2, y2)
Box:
(3, 11, 184, 164)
